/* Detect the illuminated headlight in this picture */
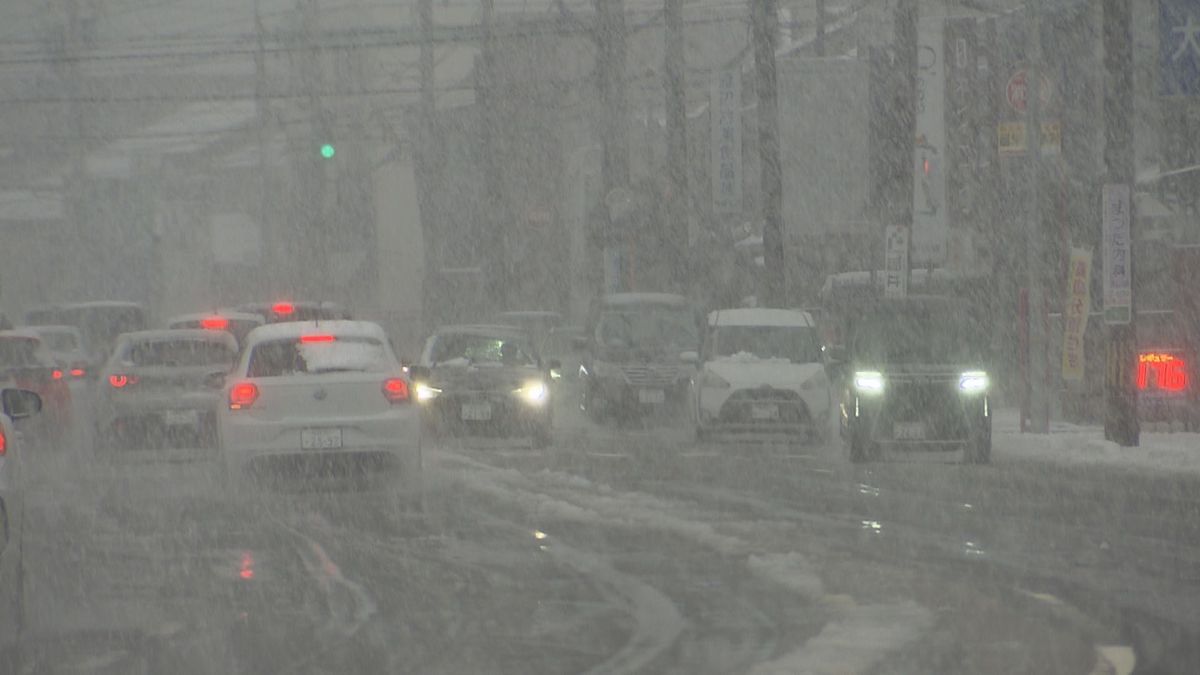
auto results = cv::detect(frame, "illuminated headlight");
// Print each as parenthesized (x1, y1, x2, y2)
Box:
(698, 370, 731, 389)
(958, 370, 989, 394)
(853, 370, 885, 395)
(415, 382, 442, 403)
(514, 380, 549, 405)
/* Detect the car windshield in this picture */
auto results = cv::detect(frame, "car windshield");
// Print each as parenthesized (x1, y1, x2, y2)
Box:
(247, 337, 391, 377)
(0, 337, 44, 368)
(853, 302, 986, 364)
(125, 338, 236, 368)
(711, 325, 821, 363)
(597, 307, 698, 352)
(430, 333, 536, 367)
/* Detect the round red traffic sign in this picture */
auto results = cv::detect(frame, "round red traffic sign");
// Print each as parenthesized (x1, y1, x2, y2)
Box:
(1006, 69, 1052, 113)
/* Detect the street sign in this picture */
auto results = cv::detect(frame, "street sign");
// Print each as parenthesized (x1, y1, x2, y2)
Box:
(1102, 184, 1133, 324)
(1005, 69, 1052, 113)
(1062, 247, 1092, 382)
(997, 121, 1061, 157)
(1160, 0, 1200, 96)
(884, 225, 909, 299)
(710, 69, 742, 218)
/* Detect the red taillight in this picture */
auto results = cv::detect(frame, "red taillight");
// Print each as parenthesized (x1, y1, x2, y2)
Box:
(299, 334, 335, 344)
(272, 302, 295, 316)
(70, 368, 86, 378)
(0, 427, 6, 456)
(109, 374, 138, 388)
(382, 378, 410, 403)
(201, 316, 230, 330)
(52, 369, 63, 380)
(229, 382, 259, 409)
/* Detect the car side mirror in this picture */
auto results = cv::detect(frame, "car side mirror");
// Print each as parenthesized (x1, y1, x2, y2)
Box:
(204, 372, 227, 390)
(1, 388, 42, 420)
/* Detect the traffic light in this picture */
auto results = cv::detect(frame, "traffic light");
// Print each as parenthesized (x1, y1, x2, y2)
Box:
(320, 143, 335, 159)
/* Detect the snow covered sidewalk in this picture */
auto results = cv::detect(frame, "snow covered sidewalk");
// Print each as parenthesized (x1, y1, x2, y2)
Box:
(995, 408, 1200, 476)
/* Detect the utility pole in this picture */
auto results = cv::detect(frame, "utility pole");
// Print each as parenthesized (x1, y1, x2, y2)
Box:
(895, 0, 917, 236)
(595, 0, 630, 292)
(751, 0, 784, 307)
(478, 0, 511, 309)
(253, 0, 271, 295)
(815, 0, 827, 58)
(1025, 0, 1050, 434)
(62, 0, 89, 299)
(1102, 0, 1139, 446)
(415, 0, 440, 324)
(664, 0, 689, 293)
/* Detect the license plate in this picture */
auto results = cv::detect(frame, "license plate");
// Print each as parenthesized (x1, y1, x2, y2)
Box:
(750, 403, 779, 420)
(894, 421, 926, 440)
(301, 428, 343, 449)
(163, 409, 199, 427)
(461, 402, 492, 421)
(638, 389, 666, 404)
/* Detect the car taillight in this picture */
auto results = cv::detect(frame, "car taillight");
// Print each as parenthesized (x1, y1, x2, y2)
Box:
(52, 369, 63, 380)
(70, 367, 86, 378)
(201, 316, 230, 330)
(109, 374, 138, 388)
(272, 302, 295, 317)
(299, 334, 335, 344)
(382, 378, 410, 403)
(0, 427, 6, 456)
(229, 382, 259, 410)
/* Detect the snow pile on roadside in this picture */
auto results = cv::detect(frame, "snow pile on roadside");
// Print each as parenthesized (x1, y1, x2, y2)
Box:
(746, 552, 825, 601)
(994, 408, 1200, 476)
(747, 601, 933, 675)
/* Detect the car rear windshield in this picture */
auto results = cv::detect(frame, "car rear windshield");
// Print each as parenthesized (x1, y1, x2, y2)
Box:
(712, 325, 821, 363)
(431, 334, 536, 367)
(37, 331, 79, 352)
(126, 339, 236, 367)
(0, 338, 44, 368)
(247, 337, 391, 377)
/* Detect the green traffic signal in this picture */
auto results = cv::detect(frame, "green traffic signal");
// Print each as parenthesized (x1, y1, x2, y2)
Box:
(320, 143, 335, 159)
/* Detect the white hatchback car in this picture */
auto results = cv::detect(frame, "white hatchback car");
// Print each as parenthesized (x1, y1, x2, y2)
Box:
(217, 321, 421, 504)
(693, 308, 831, 443)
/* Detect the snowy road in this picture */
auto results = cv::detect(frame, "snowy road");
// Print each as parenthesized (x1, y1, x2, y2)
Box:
(10, 402, 1193, 673)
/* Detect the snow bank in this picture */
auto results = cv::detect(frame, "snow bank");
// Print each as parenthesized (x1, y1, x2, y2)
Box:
(994, 408, 1200, 477)
(746, 552, 825, 601)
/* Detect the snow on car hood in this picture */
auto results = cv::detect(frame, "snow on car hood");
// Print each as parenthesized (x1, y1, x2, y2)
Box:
(704, 355, 824, 389)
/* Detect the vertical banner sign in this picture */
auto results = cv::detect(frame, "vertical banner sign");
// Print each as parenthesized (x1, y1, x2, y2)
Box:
(1160, 0, 1200, 96)
(1062, 247, 1092, 382)
(710, 70, 742, 218)
(884, 225, 909, 299)
(1102, 184, 1132, 324)
(912, 19, 947, 265)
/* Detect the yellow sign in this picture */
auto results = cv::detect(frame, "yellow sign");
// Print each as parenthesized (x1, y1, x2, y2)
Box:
(1062, 246, 1092, 382)
(998, 122, 1025, 156)
(1041, 121, 1062, 156)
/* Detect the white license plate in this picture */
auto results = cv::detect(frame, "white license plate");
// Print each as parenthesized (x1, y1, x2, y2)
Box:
(162, 409, 199, 427)
(638, 389, 666, 404)
(461, 402, 493, 421)
(894, 421, 926, 440)
(750, 403, 779, 420)
(301, 428, 343, 449)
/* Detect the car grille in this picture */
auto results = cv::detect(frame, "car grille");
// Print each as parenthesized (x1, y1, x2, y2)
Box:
(620, 364, 689, 387)
(719, 388, 810, 424)
(880, 378, 971, 439)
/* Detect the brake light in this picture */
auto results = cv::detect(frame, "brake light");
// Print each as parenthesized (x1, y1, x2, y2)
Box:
(272, 302, 295, 316)
(109, 374, 138, 388)
(1137, 352, 1189, 392)
(201, 316, 230, 330)
(0, 427, 6, 456)
(229, 382, 259, 410)
(299, 334, 335, 344)
(70, 368, 86, 378)
(382, 377, 410, 403)
(52, 369, 63, 380)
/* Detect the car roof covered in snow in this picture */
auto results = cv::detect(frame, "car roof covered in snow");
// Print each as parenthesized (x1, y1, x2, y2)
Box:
(600, 292, 690, 307)
(24, 324, 82, 336)
(707, 308, 815, 328)
(167, 311, 264, 325)
(118, 329, 238, 346)
(243, 320, 387, 345)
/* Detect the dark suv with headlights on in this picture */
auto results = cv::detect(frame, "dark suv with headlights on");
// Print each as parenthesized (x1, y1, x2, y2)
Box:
(412, 325, 557, 448)
(837, 296, 992, 464)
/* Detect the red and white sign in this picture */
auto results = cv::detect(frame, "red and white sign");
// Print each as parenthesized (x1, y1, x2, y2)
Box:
(1005, 69, 1052, 114)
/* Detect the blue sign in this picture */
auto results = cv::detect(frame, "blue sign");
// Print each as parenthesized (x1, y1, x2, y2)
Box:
(1161, 0, 1200, 96)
